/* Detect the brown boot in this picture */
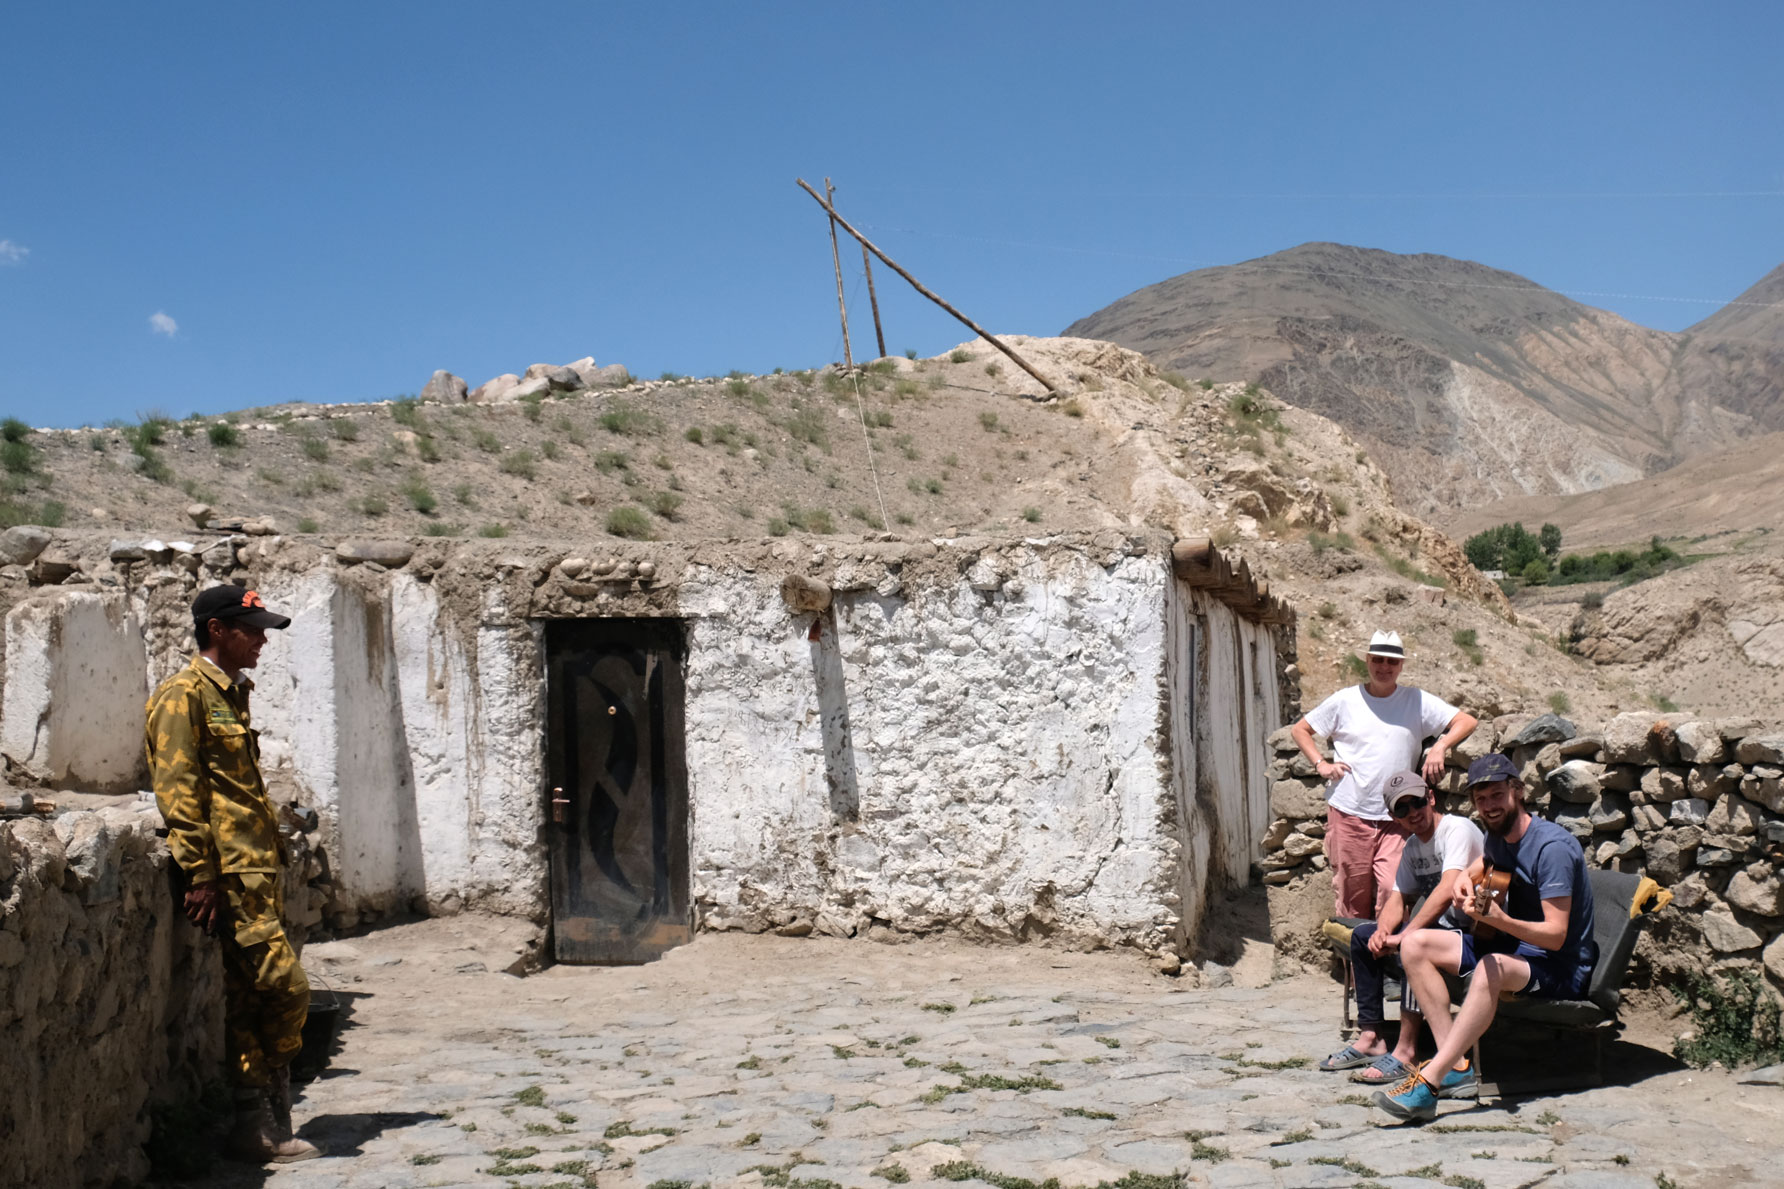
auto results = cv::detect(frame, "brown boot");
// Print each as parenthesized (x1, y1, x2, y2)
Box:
(228, 1090, 324, 1164)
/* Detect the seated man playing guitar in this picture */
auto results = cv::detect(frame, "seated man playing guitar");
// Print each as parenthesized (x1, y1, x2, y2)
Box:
(1375, 753, 1599, 1122)
(1319, 770, 1483, 1087)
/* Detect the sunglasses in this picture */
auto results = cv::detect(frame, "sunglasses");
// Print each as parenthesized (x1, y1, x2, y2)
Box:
(1389, 796, 1429, 819)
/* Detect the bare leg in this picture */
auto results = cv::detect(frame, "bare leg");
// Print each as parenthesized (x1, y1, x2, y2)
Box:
(1399, 931, 1464, 1052)
(1421, 953, 1531, 1086)
(1391, 1009, 1423, 1066)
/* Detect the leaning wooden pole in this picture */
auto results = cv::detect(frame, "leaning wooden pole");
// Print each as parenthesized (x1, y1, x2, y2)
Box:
(796, 178, 1057, 394)
(861, 242, 888, 359)
(823, 177, 855, 373)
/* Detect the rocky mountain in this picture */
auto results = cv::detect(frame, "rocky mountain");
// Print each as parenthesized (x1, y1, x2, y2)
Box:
(1065, 243, 1784, 518)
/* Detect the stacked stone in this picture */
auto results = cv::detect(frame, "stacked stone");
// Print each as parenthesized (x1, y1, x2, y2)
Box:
(1260, 710, 1784, 991)
(0, 803, 323, 1188)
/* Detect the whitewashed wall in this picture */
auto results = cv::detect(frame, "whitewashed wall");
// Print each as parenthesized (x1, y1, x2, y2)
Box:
(0, 537, 1284, 953)
(1, 591, 148, 793)
(682, 550, 1193, 952)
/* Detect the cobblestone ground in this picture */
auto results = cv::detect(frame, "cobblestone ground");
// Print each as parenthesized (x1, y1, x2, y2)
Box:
(187, 917, 1776, 1189)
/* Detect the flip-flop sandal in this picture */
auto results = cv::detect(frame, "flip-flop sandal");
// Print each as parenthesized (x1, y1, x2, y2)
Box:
(1350, 1054, 1414, 1084)
(1317, 1044, 1376, 1071)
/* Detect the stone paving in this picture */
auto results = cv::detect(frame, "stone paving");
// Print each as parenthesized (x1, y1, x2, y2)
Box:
(187, 918, 1778, 1189)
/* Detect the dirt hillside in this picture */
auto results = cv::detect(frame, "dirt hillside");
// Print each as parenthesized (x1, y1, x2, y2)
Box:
(1, 335, 1736, 721)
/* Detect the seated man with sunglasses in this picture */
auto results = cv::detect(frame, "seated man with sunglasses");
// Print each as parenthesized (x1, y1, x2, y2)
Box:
(1320, 770, 1484, 1090)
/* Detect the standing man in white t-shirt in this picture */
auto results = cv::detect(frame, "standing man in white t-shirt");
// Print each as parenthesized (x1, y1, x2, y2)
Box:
(1288, 630, 1478, 918)
(1319, 771, 1484, 1091)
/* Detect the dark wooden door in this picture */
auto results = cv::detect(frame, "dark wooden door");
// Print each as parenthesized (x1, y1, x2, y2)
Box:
(544, 619, 690, 963)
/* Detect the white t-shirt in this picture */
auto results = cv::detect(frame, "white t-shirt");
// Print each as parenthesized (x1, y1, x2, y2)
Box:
(1394, 814, 1485, 929)
(1302, 683, 1461, 820)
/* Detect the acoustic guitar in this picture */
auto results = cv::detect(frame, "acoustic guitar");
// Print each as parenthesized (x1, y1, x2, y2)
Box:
(1468, 865, 1513, 939)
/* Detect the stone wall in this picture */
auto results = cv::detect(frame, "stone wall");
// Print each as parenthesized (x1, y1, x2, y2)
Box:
(0, 800, 319, 1189)
(1260, 708, 1784, 996)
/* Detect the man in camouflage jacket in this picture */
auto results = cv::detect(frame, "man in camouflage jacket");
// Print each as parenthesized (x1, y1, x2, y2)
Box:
(146, 585, 322, 1163)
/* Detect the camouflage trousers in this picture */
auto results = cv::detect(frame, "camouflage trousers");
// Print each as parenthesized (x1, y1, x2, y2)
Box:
(220, 872, 309, 1089)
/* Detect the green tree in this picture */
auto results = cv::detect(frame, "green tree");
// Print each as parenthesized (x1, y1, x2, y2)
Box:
(1521, 558, 1550, 585)
(1539, 522, 1562, 561)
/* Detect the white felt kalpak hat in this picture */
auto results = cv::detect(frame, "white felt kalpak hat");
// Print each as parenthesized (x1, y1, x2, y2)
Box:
(1366, 630, 1405, 658)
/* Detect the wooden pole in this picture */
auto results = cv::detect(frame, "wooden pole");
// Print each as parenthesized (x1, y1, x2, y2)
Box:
(797, 178, 1057, 394)
(823, 177, 854, 373)
(861, 242, 888, 359)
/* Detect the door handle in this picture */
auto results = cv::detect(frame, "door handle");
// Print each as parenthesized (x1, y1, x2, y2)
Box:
(550, 786, 571, 827)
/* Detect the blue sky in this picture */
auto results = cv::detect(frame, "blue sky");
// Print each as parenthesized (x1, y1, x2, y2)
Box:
(3, 3, 1780, 427)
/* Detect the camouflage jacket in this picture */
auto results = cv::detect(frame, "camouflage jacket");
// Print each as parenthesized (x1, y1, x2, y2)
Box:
(145, 655, 283, 885)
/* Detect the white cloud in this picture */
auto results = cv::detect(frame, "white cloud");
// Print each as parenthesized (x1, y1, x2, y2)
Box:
(0, 240, 26, 265)
(149, 311, 179, 338)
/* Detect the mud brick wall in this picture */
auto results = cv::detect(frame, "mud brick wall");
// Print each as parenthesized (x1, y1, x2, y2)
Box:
(0, 803, 319, 1189)
(1261, 710, 1784, 998)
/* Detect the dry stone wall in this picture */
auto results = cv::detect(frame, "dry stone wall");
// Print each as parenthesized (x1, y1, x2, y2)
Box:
(1260, 708, 1784, 996)
(0, 800, 318, 1189)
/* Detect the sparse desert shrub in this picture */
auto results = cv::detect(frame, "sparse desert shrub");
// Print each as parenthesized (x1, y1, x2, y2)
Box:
(1340, 653, 1368, 682)
(1673, 970, 1783, 1069)
(391, 398, 423, 428)
(402, 478, 437, 514)
(301, 437, 329, 462)
(1547, 691, 1572, 715)
(1581, 591, 1605, 610)
(423, 522, 459, 537)
(472, 428, 501, 453)
(520, 394, 544, 422)
(684, 426, 704, 445)
(1062, 400, 1084, 418)
(606, 506, 652, 539)
(207, 422, 240, 448)
(330, 418, 360, 441)
(979, 412, 999, 431)
(1022, 506, 1042, 523)
(1160, 371, 1190, 392)
(541, 440, 560, 461)
(451, 482, 475, 506)
(949, 348, 970, 363)
(1318, 602, 1338, 619)
(594, 450, 629, 473)
(783, 409, 829, 450)
(478, 523, 508, 538)
(297, 517, 320, 533)
(645, 490, 683, 521)
(864, 409, 893, 428)
(766, 517, 789, 536)
(1197, 378, 1214, 390)
(499, 450, 537, 480)
(600, 401, 660, 436)
(356, 494, 388, 517)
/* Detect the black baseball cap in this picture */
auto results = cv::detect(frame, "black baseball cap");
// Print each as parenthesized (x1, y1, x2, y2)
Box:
(1466, 753, 1521, 787)
(192, 585, 291, 631)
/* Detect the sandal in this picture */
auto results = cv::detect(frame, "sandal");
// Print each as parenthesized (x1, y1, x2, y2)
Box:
(1349, 1053, 1415, 1084)
(1318, 1044, 1377, 1071)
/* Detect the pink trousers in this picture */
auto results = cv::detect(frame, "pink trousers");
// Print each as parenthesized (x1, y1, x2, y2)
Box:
(1324, 806, 1408, 919)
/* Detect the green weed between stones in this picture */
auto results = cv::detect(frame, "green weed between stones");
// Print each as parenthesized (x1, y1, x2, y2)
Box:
(1309, 1156, 1379, 1177)
(932, 1163, 1186, 1189)
(921, 1072, 1063, 1104)
(605, 1120, 677, 1139)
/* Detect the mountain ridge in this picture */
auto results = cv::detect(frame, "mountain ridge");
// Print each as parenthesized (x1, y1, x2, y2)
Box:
(1066, 243, 1783, 518)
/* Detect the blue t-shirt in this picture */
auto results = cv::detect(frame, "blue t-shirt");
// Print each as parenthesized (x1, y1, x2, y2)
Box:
(1483, 815, 1595, 969)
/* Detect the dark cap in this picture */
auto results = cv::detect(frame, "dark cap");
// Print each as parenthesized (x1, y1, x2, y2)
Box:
(1382, 770, 1429, 810)
(192, 585, 291, 631)
(1466, 753, 1521, 787)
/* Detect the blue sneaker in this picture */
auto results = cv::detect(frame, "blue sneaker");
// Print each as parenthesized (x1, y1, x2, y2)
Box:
(1436, 1059, 1478, 1100)
(1372, 1070, 1439, 1122)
